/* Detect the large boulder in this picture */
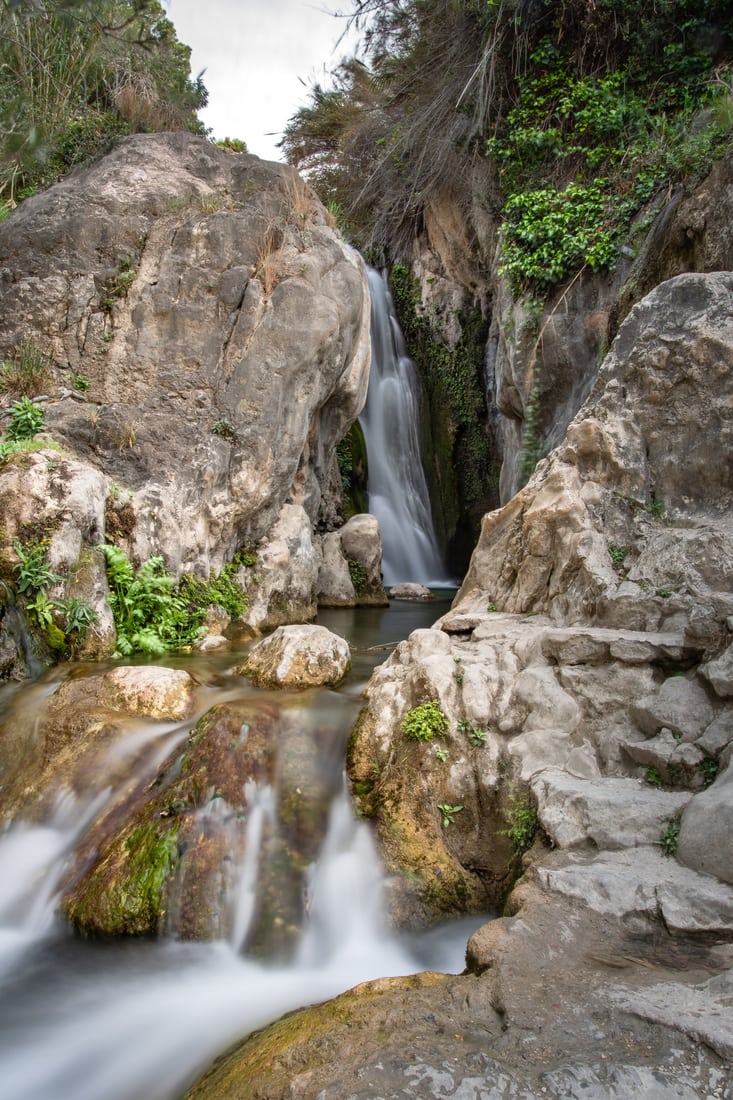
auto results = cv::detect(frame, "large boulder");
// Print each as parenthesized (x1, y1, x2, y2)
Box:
(236, 503, 319, 634)
(676, 760, 733, 885)
(241, 624, 351, 688)
(317, 512, 389, 607)
(455, 273, 733, 637)
(0, 133, 372, 674)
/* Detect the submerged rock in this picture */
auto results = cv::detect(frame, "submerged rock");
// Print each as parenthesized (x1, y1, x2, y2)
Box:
(241, 624, 351, 688)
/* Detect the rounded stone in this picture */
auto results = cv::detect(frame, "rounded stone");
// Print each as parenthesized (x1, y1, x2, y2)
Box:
(240, 624, 351, 688)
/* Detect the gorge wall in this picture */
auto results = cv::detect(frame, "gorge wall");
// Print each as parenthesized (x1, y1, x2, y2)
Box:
(399, 152, 733, 568)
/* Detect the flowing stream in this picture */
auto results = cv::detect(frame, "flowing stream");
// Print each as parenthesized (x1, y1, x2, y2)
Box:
(360, 269, 453, 587)
(0, 596, 479, 1100)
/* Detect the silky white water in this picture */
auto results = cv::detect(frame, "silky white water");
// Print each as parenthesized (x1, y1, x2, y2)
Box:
(360, 268, 453, 587)
(0, 598, 479, 1100)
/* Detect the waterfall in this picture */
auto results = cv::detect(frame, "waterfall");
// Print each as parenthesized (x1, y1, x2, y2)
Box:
(0, 599, 480, 1100)
(360, 268, 452, 587)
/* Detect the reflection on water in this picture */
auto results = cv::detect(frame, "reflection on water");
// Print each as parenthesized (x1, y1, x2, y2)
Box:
(0, 592, 487, 1100)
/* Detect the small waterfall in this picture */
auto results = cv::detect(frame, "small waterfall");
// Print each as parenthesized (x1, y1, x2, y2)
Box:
(360, 268, 452, 587)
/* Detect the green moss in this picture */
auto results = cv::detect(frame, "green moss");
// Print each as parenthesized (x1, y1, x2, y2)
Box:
(388, 264, 498, 567)
(337, 420, 368, 518)
(401, 699, 448, 742)
(347, 558, 368, 596)
(70, 822, 179, 937)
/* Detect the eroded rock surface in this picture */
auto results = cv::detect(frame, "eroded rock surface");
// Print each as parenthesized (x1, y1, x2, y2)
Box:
(0, 132, 372, 671)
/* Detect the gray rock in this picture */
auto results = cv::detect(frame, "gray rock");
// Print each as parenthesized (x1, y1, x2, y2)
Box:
(536, 848, 733, 931)
(700, 642, 733, 698)
(455, 273, 733, 635)
(240, 624, 351, 688)
(608, 971, 733, 1062)
(632, 675, 714, 741)
(317, 530, 356, 606)
(676, 760, 733, 884)
(697, 713, 733, 757)
(389, 583, 434, 600)
(531, 768, 691, 850)
(0, 132, 371, 584)
(237, 504, 318, 634)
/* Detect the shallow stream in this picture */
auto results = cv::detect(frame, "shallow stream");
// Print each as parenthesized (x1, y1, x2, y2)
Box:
(0, 593, 483, 1100)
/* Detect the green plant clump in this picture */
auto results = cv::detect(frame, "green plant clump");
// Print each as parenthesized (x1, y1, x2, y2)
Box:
(500, 789, 538, 856)
(659, 816, 681, 857)
(6, 397, 44, 441)
(101, 544, 251, 657)
(347, 558, 368, 597)
(438, 802, 463, 828)
(608, 543, 629, 565)
(401, 698, 449, 743)
(0, 339, 52, 397)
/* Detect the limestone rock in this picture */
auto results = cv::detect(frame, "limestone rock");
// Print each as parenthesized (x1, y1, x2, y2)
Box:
(241, 624, 351, 688)
(632, 674, 715, 741)
(534, 848, 733, 932)
(700, 642, 733, 698)
(455, 273, 733, 636)
(0, 133, 371, 662)
(316, 530, 356, 606)
(676, 761, 733, 885)
(531, 768, 691, 850)
(237, 504, 318, 634)
(101, 666, 194, 720)
(0, 450, 115, 665)
(316, 513, 388, 607)
(389, 583, 434, 600)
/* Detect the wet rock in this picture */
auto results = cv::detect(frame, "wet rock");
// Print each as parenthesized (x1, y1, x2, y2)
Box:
(389, 583, 434, 600)
(241, 624, 351, 688)
(63, 700, 280, 939)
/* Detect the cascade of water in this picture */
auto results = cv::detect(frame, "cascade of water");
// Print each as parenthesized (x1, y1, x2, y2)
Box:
(228, 780, 276, 952)
(0, 600, 478, 1100)
(360, 268, 452, 587)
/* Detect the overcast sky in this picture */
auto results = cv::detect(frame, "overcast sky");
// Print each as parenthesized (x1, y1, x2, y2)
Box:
(166, 0, 360, 162)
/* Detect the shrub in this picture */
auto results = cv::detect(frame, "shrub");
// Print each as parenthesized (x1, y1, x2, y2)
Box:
(101, 544, 250, 656)
(6, 397, 44, 441)
(401, 698, 449, 742)
(499, 181, 618, 293)
(500, 789, 538, 855)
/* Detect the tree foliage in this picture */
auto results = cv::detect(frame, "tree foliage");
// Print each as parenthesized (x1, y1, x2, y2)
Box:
(0, 0, 207, 202)
(282, 0, 733, 268)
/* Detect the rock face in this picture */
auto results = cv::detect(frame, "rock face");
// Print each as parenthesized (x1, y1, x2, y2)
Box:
(457, 272, 733, 637)
(0, 132, 371, 671)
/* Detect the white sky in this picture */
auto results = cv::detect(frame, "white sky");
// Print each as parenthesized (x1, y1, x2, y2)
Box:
(165, 0, 360, 162)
